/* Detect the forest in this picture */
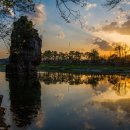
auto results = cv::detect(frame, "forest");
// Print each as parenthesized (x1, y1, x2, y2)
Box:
(42, 43, 130, 66)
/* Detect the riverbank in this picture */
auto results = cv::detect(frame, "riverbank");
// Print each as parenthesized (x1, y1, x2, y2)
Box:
(1, 63, 130, 74)
(38, 64, 130, 74)
(0, 65, 6, 72)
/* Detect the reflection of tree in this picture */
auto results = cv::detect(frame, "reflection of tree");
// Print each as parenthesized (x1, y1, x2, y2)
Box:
(87, 75, 100, 88)
(39, 72, 106, 87)
(39, 72, 85, 85)
(108, 75, 120, 85)
(113, 82, 127, 96)
(108, 75, 127, 96)
(39, 72, 130, 96)
(8, 77, 41, 127)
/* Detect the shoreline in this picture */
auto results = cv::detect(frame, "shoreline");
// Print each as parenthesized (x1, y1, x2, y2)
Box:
(38, 64, 130, 75)
(1, 64, 130, 75)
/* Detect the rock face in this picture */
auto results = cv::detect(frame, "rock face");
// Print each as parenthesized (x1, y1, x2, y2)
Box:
(6, 16, 42, 77)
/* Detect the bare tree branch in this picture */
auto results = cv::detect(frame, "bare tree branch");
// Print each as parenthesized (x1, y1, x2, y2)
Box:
(104, 0, 122, 9)
(0, 0, 125, 51)
(56, 0, 88, 27)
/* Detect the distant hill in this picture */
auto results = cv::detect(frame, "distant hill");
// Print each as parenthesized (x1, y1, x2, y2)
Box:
(0, 58, 9, 64)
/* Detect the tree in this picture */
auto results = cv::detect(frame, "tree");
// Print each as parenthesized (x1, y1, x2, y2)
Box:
(114, 45, 123, 58)
(87, 49, 99, 62)
(122, 44, 130, 60)
(0, 0, 37, 49)
(42, 50, 52, 61)
(105, 0, 122, 9)
(56, 0, 125, 24)
(56, 0, 87, 25)
(58, 52, 66, 60)
(0, 0, 86, 49)
(74, 51, 82, 61)
(0, 0, 125, 50)
(0, 0, 87, 18)
(108, 54, 118, 64)
(69, 51, 75, 61)
(52, 51, 58, 61)
(11, 16, 34, 50)
(68, 51, 81, 61)
(0, 0, 35, 18)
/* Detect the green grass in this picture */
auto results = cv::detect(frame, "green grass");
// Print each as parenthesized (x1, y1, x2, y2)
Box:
(38, 63, 130, 74)
(1, 63, 130, 74)
(0, 64, 6, 72)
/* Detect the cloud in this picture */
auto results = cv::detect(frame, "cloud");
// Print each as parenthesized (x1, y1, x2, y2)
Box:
(92, 86, 130, 102)
(82, 15, 101, 33)
(122, 0, 130, 5)
(9, 9, 15, 17)
(29, 4, 46, 24)
(102, 19, 130, 35)
(85, 2, 97, 11)
(92, 38, 113, 51)
(57, 31, 65, 39)
(102, 22, 118, 32)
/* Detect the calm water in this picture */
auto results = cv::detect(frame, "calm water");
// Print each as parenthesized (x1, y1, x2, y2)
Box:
(1, 72, 130, 130)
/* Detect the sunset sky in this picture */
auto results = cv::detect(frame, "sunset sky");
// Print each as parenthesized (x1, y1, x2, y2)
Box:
(1, 0, 130, 58)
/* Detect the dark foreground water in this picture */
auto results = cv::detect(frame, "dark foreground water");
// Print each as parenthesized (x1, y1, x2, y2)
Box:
(1, 72, 130, 130)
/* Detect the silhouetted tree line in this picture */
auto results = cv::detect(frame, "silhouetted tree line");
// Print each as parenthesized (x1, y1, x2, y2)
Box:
(42, 44, 130, 66)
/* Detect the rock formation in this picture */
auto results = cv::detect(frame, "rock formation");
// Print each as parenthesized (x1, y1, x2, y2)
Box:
(6, 16, 42, 77)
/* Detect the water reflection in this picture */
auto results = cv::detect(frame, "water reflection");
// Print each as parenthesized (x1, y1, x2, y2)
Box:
(38, 72, 130, 130)
(7, 77, 41, 127)
(39, 72, 105, 86)
(39, 72, 130, 96)
(2, 72, 130, 130)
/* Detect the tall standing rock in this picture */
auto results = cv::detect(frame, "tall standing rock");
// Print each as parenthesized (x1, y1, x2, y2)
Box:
(6, 16, 42, 77)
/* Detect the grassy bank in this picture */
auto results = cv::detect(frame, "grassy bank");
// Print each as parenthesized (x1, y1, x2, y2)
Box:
(1, 63, 130, 74)
(38, 63, 130, 74)
(0, 64, 6, 72)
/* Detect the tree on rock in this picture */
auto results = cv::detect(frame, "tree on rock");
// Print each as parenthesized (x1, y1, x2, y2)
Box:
(6, 16, 42, 77)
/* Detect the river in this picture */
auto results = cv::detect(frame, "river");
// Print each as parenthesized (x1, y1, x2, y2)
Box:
(1, 72, 130, 130)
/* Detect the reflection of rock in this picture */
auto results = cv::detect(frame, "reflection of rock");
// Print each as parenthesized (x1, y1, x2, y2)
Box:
(35, 110, 44, 128)
(0, 95, 3, 106)
(8, 77, 41, 127)
(0, 95, 8, 130)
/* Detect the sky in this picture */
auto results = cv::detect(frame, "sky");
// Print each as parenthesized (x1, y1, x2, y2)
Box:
(1, 0, 130, 58)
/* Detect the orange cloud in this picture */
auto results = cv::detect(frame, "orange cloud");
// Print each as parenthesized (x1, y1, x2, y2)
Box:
(102, 20, 130, 35)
